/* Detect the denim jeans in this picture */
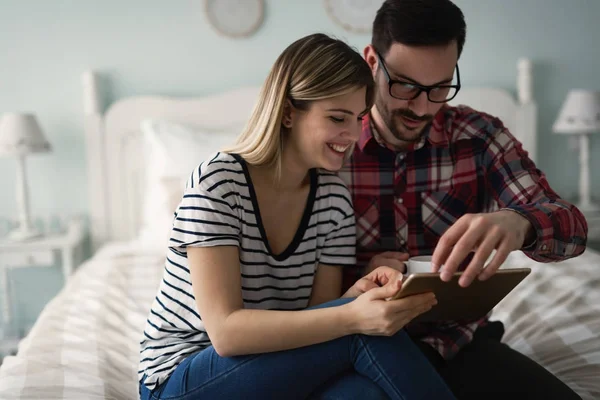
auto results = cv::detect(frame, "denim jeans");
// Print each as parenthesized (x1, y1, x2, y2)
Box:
(140, 297, 455, 400)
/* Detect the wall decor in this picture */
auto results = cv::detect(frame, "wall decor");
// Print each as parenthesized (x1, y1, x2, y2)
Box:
(205, 0, 265, 38)
(324, 0, 383, 33)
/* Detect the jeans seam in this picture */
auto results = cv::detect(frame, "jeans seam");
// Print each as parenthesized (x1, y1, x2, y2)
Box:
(357, 335, 406, 400)
(158, 355, 260, 400)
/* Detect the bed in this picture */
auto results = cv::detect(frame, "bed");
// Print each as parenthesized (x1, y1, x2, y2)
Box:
(0, 58, 598, 399)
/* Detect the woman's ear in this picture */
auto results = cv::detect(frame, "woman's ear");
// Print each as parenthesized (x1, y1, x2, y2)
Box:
(282, 99, 294, 128)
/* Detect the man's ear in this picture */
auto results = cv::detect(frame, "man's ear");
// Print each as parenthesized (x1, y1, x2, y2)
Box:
(363, 44, 378, 76)
(282, 99, 294, 128)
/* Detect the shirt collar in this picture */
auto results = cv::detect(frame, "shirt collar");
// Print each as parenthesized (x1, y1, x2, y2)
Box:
(428, 105, 451, 147)
(358, 107, 450, 154)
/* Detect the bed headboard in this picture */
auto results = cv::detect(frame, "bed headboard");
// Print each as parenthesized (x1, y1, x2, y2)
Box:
(82, 58, 536, 251)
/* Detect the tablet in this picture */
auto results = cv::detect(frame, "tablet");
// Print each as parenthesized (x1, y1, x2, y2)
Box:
(389, 268, 531, 323)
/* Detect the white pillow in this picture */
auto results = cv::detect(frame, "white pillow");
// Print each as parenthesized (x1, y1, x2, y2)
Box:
(138, 119, 240, 248)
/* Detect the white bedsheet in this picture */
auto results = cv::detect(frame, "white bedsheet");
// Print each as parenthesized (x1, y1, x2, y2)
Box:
(0, 242, 598, 399)
(493, 249, 600, 399)
(0, 242, 164, 400)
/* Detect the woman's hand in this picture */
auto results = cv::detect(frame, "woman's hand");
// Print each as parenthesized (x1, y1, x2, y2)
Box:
(344, 279, 437, 337)
(342, 266, 404, 298)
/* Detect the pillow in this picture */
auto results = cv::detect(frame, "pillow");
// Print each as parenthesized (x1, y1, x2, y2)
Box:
(138, 119, 240, 248)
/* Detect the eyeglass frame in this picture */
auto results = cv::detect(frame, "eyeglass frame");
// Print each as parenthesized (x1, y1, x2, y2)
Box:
(376, 52, 461, 103)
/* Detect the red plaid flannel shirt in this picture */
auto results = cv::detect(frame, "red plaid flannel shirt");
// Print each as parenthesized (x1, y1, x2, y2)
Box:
(338, 105, 588, 360)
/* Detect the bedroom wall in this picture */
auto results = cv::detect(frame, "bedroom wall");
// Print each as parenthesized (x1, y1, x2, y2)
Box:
(0, 0, 599, 335)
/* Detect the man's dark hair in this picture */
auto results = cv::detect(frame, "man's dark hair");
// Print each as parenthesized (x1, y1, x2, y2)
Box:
(372, 0, 466, 58)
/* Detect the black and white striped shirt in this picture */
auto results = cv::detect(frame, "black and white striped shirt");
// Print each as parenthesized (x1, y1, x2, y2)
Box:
(139, 152, 356, 390)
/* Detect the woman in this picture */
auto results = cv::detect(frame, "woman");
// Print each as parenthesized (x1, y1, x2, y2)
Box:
(138, 33, 454, 400)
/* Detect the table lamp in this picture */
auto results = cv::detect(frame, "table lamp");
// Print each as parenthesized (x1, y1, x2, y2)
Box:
(0, 113, 51, 240)
(553, 89, 600, 213)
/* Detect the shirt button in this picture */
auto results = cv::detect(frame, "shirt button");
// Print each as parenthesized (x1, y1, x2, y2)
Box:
(397, 198, 403, 204)
(542, 245, 547, 250)
(400, 239, 406, 245)
(421, 192, 426, 199)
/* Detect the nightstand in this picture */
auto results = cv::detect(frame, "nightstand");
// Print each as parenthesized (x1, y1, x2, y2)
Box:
(0, 216, 87, 358)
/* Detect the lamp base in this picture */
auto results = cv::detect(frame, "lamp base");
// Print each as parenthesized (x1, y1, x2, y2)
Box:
(8, 227, 42, 241)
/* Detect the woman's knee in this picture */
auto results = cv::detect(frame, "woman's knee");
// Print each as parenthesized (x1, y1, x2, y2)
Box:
(350, 328, 417, 353)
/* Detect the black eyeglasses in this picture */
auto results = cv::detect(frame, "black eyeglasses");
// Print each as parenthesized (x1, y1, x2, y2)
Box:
(376, 52, 461, 103)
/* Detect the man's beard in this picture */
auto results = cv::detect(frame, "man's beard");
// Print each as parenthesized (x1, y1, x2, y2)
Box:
(375, 92, 434, 144)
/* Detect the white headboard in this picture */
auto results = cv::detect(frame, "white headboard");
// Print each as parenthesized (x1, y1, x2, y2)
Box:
(82, 75, 261, 250)
(82, 58, 536, 250)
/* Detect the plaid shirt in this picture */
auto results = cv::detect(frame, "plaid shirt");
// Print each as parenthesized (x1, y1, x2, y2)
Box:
(338, 104, 588, 360)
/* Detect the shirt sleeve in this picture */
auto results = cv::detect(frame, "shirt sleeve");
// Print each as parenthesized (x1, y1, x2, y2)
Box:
(168, 168, 241, 250)
(319, 184, 357, 268)
(483, 126, 587, 262)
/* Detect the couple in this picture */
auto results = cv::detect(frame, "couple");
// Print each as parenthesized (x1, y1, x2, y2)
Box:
(139, 0, 587, 399)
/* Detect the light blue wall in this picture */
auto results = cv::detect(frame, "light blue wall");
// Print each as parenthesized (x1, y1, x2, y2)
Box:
(0, 0, 599, 334)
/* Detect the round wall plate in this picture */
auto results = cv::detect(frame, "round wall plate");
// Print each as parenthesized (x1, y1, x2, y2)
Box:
(205, 0, 264, 38)
(324, 0, 383, 33)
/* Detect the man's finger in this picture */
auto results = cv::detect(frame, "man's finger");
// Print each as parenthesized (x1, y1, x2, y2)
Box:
(431, 216, 470, 272)
(440, 223, 486, 281)
(478, 240, 512, 281)
(459, 234, 500, 287)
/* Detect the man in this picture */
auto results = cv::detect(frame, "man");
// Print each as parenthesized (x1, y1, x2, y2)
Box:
(338, 0, 588, 398)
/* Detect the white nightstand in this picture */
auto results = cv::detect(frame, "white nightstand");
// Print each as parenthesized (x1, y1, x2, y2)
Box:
(0, 216, 87, 358)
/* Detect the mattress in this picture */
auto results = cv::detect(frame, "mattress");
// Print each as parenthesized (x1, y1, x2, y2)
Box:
(0, 243, 598, 399)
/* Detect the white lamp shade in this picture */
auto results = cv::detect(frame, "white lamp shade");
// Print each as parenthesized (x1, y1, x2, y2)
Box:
(0, 113, 51, 156)
(553, 89, 600, 134)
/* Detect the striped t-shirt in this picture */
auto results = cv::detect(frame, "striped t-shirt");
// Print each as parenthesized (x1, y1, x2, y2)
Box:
(138, 152, 356, 390)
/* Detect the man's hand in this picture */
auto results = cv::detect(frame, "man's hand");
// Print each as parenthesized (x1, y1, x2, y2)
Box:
(342, 266, 404, 298)
(431, 210, 534, 287)
(365, 251, 409, 274)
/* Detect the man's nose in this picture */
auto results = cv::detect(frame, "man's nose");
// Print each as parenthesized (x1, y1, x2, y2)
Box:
(407, 91, 430, 116)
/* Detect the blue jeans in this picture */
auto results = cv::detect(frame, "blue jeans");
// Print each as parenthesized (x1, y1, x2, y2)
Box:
(140, 298, 455, 400)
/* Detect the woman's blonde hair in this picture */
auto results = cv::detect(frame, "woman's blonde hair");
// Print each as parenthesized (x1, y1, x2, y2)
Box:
(224, 33, 375, 179)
